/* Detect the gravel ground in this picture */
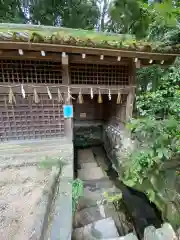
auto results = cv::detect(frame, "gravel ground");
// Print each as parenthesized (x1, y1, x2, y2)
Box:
(0, 165, 50, 240)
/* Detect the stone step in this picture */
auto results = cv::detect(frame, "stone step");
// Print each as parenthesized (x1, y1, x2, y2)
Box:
(83, 185, 121, 202)
(104, 204, 133, 236)
(80, 162, 98, 169)
(105, 233, 138, 240)
(78, 149, 95, 163)
(78, 167, 105, 181)
(83, 178, 114, 190)
(74, 200, 133, 235)
(73, 205, 105, 228)
(95, 155, 109, 171)
(72, 217, 119, 240)
(92, 146, 107, 159)
(77, 197, 99, 210)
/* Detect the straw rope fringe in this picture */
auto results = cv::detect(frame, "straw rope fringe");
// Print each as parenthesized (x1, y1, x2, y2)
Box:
(57, 88, 64, 103)
(78, 89, 84, 104)
(8, 87, 16, 104)
(116, 92, 121, 104)
(33, 87, 40, 103)
(98, 89, 102, 104)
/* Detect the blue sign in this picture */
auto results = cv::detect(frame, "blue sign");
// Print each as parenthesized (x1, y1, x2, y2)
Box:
(63, 105, 73, 118)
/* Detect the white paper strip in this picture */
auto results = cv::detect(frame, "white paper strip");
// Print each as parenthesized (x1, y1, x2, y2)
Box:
(18, 49, 23, 55)
(108, 89, 111, 100)
(41, 50, 45, 56)
(90, 87, 93, 99)
(21, 84, 26, 98)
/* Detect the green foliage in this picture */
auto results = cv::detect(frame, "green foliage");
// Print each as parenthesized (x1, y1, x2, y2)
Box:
(0, 0, 26, 23)
(136, 63, 180, 118)
(39, 156, 65, 169)
(108, 0, 180, 40)
(124, 59, 180, 189)
(72, 178, 83, 214)
(103, 191, 122, 203)
(125, 117, 180, 186)
(30, 0, 100, 29)
(108, 0, 150, 38)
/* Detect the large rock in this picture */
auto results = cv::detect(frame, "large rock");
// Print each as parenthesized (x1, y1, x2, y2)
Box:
(72, 217, 119, 240)
(103, 123, 180, 228)
(103, 124, 135, 172)
(144, 223, 178, 240)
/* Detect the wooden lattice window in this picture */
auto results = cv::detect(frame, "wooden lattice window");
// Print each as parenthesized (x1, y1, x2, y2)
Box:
(0, 59, 62, 84)
(0, 94, 64, 141)
(70, 63, 129, 85)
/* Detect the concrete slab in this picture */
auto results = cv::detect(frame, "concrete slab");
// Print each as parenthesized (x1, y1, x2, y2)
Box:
(78, 149, 95, 163)
(78, 167, 105, 180)
(72, 217, 119, 240)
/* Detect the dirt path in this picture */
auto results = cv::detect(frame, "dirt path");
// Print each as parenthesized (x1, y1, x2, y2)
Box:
(0, 166, 50, 240)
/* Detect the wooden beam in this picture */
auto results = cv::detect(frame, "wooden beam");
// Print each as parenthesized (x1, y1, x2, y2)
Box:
(0, 50, 62, 62)
(0, 84, 135, 94)
(69, 55, 131, 66)
(0, 41, 178, 61)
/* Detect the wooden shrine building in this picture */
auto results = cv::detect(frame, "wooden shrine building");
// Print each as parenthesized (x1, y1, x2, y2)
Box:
(0, 24, 179, 142)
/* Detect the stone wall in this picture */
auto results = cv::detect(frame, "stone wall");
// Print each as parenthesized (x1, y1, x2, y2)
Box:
(103, 122, 180, 230)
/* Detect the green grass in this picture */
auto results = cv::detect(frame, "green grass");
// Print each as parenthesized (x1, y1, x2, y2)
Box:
(39, 156, 65, 169)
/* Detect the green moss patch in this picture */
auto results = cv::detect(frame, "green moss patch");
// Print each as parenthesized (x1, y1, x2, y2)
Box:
(0, 23, 179, 53)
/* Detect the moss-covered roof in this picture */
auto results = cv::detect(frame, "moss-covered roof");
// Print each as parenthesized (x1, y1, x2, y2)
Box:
(0, 23, 179, 54)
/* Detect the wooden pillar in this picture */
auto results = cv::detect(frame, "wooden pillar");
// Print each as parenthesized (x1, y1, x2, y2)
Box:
(125, 89, 135, 121)
(126, 61, 136, 121)
(62, 54, 73, 141)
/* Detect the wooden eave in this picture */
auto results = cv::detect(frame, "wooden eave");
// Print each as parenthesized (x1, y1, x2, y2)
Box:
(0, 41, 178, 66)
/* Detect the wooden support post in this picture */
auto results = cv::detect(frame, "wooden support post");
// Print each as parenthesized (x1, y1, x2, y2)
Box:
(126, 61, 136, 121)
(125, 89, 135, 121)
(62, 54, 73, 141)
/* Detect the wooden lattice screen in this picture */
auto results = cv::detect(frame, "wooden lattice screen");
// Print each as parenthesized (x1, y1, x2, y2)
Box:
(70, 63, 129, 85)
(0, 59, 64, 141)
(0, 59, 62, 83)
